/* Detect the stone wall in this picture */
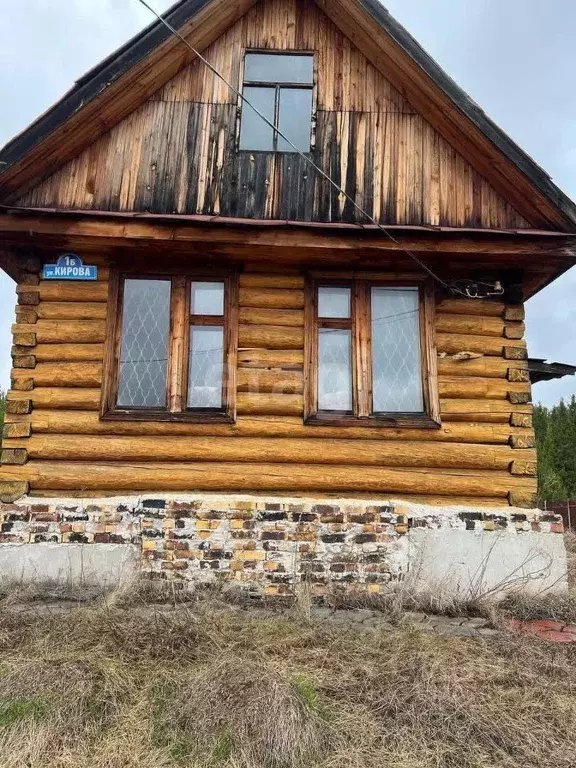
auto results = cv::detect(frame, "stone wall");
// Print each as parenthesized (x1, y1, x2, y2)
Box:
(0, 495, 567, 598)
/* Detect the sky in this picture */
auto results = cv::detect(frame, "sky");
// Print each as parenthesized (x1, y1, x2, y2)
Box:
(0, 0, 575, 406)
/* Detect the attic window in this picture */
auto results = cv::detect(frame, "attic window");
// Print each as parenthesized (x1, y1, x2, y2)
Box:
(239, 52, 314, 152)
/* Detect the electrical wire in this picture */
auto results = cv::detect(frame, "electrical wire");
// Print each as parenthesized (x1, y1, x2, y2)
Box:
(135, 0, 500, 300)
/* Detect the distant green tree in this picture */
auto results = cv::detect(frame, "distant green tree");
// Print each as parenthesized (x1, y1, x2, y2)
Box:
(534, 398, 576, 502)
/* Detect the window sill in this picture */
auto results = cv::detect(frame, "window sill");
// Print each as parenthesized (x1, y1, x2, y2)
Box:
(304, 413, 442, 429)
(101, 410, 235, 424)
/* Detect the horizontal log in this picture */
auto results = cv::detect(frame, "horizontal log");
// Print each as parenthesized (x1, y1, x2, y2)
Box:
(239, 288, 305, 310)
(28, 410, 526, 446)
(25, 363, 102, 388)
(17, 282, 109, 302)
(436, 299, 505, 317)
(237, 369, 303, 394)
(238, 307, 304, 327)
(437, 357, 527, 379)
(237, 392, 303, 416)
(237, 349, 304, 369)
(239, 274, 304, 290)
(2, 461, 535, 497)
(12, 320, 106, 344)
(238, 324, 304, 350)
(437, 333, 526, 357)
(12, 435, 533, 472)
(37, 302, 108, 320)
(438, 376, 530, 400)
(27, 344, 104, 362)
(8, 388, 100, 410)
(441, 398, 532, 423)
(436, 314, 504, 338)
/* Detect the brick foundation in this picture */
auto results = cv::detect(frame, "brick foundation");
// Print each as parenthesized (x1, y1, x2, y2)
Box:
(0, 495, 565, 598)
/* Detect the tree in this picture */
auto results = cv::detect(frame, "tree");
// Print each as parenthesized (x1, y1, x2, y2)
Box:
(534, 398, 576, 501)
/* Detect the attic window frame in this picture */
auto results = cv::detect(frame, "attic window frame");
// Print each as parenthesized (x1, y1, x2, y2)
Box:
(101, 268, 238, 424)
(237, 49, 316, 154)
(304, 273, 441, 429)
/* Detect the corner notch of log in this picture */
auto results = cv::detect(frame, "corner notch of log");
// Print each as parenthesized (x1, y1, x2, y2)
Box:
(509, 434, 535, 449)
(0, 481, 29, 503)
(504, 346, 528, 361)
(507, 391, 531, 405)
(503, 323, 525, 340)
(3, 421, 32, 439)
(507, 368, 530, 383)
(510, 460, 537, 477)
(510, 413, 533, 428)
(508, 491, 538, 509)
(1, 449, 28, 466)
(12, 354, 36, 369)
(6, 399, 32, 415)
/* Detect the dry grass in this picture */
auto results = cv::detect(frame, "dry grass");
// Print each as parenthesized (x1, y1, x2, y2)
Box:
(0, 594, 574, 768)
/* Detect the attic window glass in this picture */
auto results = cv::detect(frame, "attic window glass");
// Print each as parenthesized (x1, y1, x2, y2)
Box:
(305, 278, 440, 428)
(240, 52, 314, 152)
(103, 273, 237, 423)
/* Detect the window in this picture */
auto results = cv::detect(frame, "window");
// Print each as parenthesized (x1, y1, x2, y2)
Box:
(305, 277, 440, 427)
(102, 272, 237, 422)
(239, 52, 314, 152)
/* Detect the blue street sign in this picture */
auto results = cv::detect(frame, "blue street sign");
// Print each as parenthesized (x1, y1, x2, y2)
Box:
(43, 253, 98, 281)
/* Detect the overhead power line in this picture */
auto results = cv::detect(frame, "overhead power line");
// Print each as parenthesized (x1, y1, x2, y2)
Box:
(135, 0, 503, 300)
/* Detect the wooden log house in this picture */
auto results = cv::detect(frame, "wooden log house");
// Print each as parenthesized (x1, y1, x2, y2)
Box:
(0, 0, 575, 516)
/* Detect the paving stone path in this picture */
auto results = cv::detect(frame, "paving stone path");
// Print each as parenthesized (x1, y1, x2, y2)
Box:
(10, 601, 576, 642)
(5, 601, 501, 639)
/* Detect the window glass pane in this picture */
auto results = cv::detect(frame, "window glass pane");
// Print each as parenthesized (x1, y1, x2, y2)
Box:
(371, 287, 423, 413)
(188, 326, 224, 409)
(117, 279, 170, 408)
(191, 281, 224, 316)
(318, 329, 352, 411)
(244, 53, 313, 84)
(318, 286, 351, 319)
(240, 86, 275, 151)
(277, 88, 313, 152)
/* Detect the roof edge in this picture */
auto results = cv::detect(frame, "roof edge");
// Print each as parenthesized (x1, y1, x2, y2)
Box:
(356, 0, 576, 230)
(0, 0, 209, 172)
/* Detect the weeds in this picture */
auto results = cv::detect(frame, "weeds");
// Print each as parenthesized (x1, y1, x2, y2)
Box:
(0, 594, 573, 767)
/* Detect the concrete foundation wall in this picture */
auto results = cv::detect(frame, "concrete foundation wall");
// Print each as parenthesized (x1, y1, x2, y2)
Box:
(0, 495, 567, 598)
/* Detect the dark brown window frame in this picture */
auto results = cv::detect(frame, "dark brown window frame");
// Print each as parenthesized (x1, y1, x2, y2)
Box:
(304, 274, 440, 429)
(101, 269, 238, 423)
(236, 49, 317, 154)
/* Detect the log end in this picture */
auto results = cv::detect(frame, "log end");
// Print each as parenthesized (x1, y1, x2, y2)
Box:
(508, 491, 539, 509)
(0, 481, 29, 503)
(1, 449, 28, 466)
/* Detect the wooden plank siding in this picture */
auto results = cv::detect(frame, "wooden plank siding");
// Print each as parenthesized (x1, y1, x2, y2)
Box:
(16, 0, 529, 230)
(1, 260, 537, 507)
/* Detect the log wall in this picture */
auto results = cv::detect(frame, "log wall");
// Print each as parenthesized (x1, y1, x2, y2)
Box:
(16, 0, 529, 230)
(0, 259, 537, 507)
